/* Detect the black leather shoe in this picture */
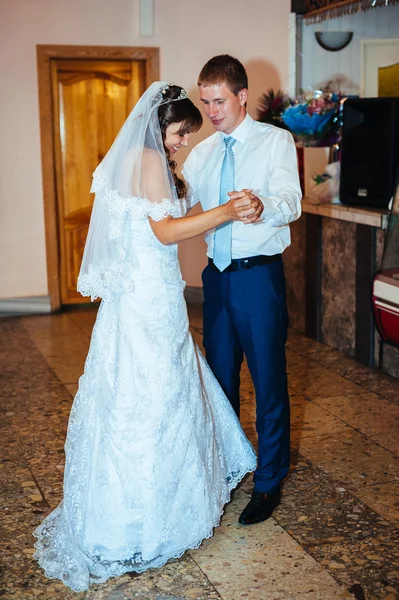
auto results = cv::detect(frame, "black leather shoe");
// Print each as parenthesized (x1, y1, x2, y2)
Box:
(238, 489, 281, 525)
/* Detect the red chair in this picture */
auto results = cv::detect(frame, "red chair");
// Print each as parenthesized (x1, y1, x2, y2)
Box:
(372, 185, 399, 364)
(373, 271, 399, 346)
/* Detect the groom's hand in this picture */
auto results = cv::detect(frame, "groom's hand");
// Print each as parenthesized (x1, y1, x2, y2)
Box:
(228, 190, 264, 223)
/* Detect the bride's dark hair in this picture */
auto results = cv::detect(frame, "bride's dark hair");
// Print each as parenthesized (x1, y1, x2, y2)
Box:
(158, 85, 202, 199)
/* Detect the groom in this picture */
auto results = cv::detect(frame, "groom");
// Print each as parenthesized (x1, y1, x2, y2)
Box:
(182, 55, 302, 525)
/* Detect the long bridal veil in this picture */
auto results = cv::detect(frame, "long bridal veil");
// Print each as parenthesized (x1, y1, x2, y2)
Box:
(77, 81, 184, 301)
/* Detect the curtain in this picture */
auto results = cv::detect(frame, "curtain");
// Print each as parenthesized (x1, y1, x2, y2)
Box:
(305, 0, 399, 23)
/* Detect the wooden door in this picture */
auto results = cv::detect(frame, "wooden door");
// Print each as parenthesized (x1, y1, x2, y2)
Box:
(51, 58, 146, 304)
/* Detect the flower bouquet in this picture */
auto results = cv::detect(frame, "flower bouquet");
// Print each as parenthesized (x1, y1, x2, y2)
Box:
(281, 90, 341, 147)
(257, 89, 291, 129)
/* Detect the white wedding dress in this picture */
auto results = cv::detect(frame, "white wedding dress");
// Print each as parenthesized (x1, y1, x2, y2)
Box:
(33, 190, 257, 592)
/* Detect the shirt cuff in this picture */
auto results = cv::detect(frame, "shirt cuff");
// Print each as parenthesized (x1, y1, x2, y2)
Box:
(258, 193, 302, 227)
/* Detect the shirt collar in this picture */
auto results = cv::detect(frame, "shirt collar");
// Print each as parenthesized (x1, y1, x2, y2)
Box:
(221, 112, 253, 146)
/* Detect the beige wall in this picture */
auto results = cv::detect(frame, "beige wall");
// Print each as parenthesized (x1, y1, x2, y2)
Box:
(0, 0, 292, 298)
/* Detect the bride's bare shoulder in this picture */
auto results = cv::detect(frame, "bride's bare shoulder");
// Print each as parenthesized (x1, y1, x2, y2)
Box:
(142, 148, 165, 163)
(141, 148, 167, 174)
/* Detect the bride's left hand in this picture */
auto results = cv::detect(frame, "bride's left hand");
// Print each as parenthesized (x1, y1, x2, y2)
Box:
(228, 190, 264, 223)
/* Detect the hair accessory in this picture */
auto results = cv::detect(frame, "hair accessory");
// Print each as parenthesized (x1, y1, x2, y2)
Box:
(175, 88, 189, 100)
(160, 86, 189, 105)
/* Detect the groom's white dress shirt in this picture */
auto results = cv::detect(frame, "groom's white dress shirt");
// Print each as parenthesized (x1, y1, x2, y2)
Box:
(182, 113, 302, 259)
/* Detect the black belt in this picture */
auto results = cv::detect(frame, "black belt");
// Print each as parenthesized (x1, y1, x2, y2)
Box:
(208, 254, 281, 272)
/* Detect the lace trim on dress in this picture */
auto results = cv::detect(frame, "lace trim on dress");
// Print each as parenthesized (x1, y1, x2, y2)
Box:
(33, 465, 254, 592)
(77, 263, 135, 301)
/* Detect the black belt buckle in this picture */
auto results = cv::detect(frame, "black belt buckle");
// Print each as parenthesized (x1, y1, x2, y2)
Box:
(238, 258, 252, 271)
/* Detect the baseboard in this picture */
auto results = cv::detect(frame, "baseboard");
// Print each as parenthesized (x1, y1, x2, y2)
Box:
(0, 295, 52, 317)
(184, 286, 204, 304)
(0, 289, 203, 316)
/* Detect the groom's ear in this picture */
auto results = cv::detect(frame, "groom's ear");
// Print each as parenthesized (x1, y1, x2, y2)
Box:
(239, 89, 248, 106)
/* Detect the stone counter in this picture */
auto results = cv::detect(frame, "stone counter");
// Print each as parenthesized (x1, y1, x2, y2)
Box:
(283, 198, 399, 378)
(300, 198, 389, 229)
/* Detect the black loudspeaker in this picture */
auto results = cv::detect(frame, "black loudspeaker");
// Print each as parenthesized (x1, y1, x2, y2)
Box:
(340, 97, 399, 209)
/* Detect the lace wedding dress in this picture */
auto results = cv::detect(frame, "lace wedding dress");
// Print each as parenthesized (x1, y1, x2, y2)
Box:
(33, 177, 257, 591)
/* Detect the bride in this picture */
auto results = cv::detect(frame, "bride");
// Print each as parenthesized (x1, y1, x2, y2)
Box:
(33, 81, 260, 592)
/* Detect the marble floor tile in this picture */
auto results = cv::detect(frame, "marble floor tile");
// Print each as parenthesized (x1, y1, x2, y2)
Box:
(286, 331, 399, 405)
(296, 428, 399, 490)
(45, 355, 85, 384)
(239, 408, 254, 427)
(286, 346, 311, 362)
(21, 313, 82, 338)
(289, 363, 365, 398)
(352, 481, 399, 527)
(0, 458, 71, 600)
(370, 431, 399, 456)
(292, 343, 356, 369)
(28, 337, 90, 360)
(303, 533, 399, 599)
(341, 367, 399, 405)
(84, 555, 222, 600)
(290, 401, 351, 441)
(239, 387, 256, 409)
(191, 489, 352, 600)
(286, 348, 312, 371)
(186, 303, 204, 332)
(312, 392, 399, 437)
(275, 456, 399, 599)
(286, 335, 328, 356)
(25, 456, 65, 507)
(190, 328, 205, 353)
(241, 424, 258, 451)
(21, 334, 89, 365)
(67, 305, 98, 329)
(64, 382, 79, 397)
(289, 392, 309, 406)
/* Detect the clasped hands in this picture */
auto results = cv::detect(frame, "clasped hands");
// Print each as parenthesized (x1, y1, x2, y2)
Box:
(225, 189, 264, 224)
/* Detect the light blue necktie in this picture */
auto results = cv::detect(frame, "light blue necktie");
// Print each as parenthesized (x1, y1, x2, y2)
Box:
(213, 136, 236, 271)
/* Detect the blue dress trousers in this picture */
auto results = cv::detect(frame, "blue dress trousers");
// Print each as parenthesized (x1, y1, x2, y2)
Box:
(202, 257, 290, 494)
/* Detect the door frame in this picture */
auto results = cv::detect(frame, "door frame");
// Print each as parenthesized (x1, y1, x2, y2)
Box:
(36, 44, 160, 311)
(360, 38, 399, 97)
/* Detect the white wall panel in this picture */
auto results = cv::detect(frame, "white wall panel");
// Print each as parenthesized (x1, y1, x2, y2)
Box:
(301, 5, 399, 93)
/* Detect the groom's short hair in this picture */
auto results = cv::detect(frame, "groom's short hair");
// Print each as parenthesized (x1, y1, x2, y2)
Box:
(198, 55, 248, 95)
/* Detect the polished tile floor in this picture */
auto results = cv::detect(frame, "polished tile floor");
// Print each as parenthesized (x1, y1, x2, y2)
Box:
(1, 303, 399, 600)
